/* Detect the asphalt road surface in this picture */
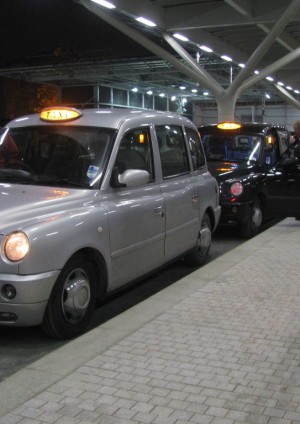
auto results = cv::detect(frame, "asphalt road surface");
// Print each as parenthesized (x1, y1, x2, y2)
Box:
(0, 222, 276, 382)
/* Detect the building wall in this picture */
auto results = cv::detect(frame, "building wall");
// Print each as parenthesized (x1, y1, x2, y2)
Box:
(4, 79, 59, 124)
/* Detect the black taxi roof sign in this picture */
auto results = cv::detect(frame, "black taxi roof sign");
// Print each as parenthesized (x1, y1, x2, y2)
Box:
(40, 107, 82, 122)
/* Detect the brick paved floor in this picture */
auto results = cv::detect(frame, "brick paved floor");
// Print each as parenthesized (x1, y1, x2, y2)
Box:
(1, 219, 300, 424)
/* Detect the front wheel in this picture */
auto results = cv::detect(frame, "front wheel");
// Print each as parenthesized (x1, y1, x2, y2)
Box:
(185, 213, 212, 267)
(240, 197, 263, 238)
(41, 254, 97, 339)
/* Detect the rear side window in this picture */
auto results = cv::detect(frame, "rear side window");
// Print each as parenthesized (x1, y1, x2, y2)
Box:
(185, 127, 205, 170)
(155, 125, 189, 178)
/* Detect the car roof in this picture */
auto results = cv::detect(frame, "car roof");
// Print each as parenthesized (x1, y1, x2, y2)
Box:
(199, 122, 288, 135)
(7, 108, 196, 131)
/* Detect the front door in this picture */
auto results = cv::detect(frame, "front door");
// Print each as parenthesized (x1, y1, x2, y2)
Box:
(266, 147, 300, 217)
(107, 127, 165, 290)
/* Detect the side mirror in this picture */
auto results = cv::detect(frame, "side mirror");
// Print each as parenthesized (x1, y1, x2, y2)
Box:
(119, 169, 150, 187)
(282, 157, 298, 173)
(111, 168, 150, 188)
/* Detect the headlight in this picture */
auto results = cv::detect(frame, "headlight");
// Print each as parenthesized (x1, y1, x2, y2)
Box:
(230, 182, 243, 196)
(3, 231, 30, 262)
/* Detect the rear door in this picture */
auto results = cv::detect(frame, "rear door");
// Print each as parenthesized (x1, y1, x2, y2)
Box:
(155, 124, 200, 261)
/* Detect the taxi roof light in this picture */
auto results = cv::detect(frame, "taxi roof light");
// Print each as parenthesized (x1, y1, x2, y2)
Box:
(40, 107, 82, 122)
(217, 122, 242, 130)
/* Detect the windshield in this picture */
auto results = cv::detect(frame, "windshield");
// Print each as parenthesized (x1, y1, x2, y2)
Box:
(0, 126, 116, 187)
(202, 134, 262, 163)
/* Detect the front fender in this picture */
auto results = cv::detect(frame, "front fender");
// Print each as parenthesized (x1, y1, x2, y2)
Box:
(15, 205, 110, 275)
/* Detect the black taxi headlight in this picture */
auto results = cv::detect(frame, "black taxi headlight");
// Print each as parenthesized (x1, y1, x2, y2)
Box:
(230, 182, 243, 197)
(3, 231, 30, 262)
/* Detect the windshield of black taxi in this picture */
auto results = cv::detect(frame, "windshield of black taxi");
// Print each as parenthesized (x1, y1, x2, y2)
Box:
(202, 133, 262, 163)
(0, 126, 115, 187)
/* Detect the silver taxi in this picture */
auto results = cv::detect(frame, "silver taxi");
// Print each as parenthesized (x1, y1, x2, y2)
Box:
(0, 107, 220, 339)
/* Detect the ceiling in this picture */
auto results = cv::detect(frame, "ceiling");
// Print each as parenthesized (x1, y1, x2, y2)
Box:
(1, 0, 300, 107)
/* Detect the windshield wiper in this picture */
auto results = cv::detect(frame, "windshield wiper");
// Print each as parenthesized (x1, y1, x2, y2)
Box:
(0, 170, 91, 188)
(0, 169, 34, 183)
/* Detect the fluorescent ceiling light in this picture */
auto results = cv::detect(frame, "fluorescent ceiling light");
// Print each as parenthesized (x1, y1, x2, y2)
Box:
(179, 86, 186, 90)
(277, 81, 284, 86)
(191, 89, 197, 93)
(173, 33, 189, 42)
(90, 0, 116, 9)
(286, 85, 293, 90)
(238, 63, 245, 68)
(171, 96, 177, 101)
(266, 76, 274, 81)
(203, 91, 209, 96)
(265, 93, 271, 99)
(294, 90, 300, 94)
(254, 70, 259, 74)
(199, 45, 213, 53)
(159, 93, 165, 97)
(136, 17, 156, 27)
(221, 55, 232, 62)
(132, 87, 138, 92)
(147, 90, 153, 95)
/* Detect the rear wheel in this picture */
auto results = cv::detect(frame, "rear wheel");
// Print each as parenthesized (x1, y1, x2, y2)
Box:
(41, 253, 97, 339)
(240, 196, 263, 238)
(185, 213, 212, 266)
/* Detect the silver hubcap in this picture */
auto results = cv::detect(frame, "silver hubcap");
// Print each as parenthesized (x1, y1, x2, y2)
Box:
(197, 222, 211, 256)
(62, 269, 91, 324)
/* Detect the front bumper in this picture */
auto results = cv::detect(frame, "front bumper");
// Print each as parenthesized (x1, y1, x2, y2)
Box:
(219, 201, 250, 225)
(0, 270, 59, 326)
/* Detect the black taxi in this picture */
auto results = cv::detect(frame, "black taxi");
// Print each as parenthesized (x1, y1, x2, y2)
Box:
(199, 122, 300, 237)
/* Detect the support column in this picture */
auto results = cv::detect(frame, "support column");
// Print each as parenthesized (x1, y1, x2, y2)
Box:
(215, 91, 238, 122)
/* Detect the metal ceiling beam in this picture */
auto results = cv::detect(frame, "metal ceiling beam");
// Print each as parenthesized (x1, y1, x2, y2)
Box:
(105, 0, 165, 28)
(274, 83, 300, 108)
(163, 34, 224, 97)
(225, 0, 300, 51)
(224, 0, 253, 18)
(177, 27, 249, 65)
(76, 0, 223, 94)
(237, 47, 300, 94)
(227, 0, 300, 95)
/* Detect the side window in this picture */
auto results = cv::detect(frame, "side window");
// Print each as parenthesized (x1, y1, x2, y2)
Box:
(263, 132, 277, 165)
(185, 127, 205, 170)
(115, 127, 154, 180)
(156, 125, 189, 178)
(278, 131, 289, 155)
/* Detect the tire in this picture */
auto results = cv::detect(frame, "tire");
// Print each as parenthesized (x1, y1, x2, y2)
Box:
(185, 213, 212, 267)
(41, 253, 97, 339)
(240, 196, 263, 238)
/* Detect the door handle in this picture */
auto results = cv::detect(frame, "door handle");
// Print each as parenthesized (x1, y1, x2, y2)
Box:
(192, 194, 199, 205)
(154, 205, 164, 217)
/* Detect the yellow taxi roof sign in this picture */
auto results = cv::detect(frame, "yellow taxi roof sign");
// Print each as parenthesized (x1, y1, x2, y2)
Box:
(40, 107, 82, 122)
(217, 122, 242, 130)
